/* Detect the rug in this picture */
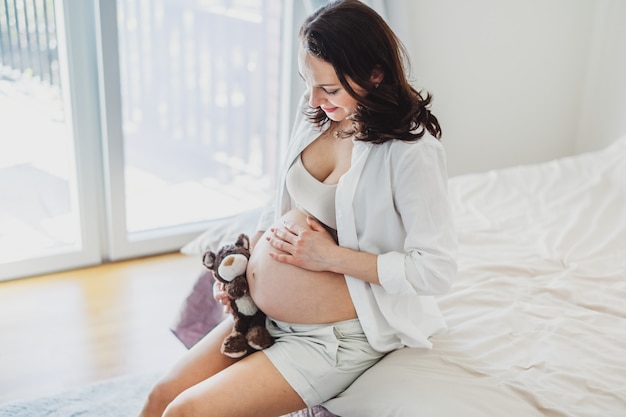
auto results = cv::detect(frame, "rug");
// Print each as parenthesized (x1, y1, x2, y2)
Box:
(0, 373, 157, 417)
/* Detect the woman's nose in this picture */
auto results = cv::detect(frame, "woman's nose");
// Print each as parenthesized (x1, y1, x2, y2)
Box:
(308, 88, 323, 108)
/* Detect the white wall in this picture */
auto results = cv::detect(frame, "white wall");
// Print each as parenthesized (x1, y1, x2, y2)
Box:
(400, 0, 611, 176)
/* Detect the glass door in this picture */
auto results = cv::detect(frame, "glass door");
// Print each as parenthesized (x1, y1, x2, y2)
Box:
(0, 0, 102, 281)
(0, 0, 287, 280)
(99, 0, 283, 260)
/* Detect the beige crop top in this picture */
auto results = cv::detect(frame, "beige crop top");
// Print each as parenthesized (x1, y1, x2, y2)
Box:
(285, 154, 337, 230)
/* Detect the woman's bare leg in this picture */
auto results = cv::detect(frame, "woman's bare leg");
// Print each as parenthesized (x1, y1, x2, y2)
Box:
(138, 317, 238, 417)
(139, 316, 306, 417)
(163, 352, 307, 417)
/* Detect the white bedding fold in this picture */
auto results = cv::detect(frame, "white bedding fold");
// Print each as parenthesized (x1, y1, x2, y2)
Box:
(439, 137, 626, 416)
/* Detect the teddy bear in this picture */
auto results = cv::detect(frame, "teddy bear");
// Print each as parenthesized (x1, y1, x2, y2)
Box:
(202, 233, 274, 358)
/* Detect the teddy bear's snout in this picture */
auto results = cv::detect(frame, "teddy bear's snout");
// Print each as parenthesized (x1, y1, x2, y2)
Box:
(217, 254, 248, 282)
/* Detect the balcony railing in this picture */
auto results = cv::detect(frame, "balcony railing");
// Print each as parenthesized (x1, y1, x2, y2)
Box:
(116, 0, 282, 191)
(0, 0, 59, 85)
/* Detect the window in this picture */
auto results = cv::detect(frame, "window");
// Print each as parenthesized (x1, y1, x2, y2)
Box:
(118, 1, 282, 234)
(0, 0, 287, 280)
(101, 0, 284, 260)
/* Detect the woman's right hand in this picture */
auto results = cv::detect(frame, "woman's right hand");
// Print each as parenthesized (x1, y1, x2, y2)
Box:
(213, 280, 233, 314)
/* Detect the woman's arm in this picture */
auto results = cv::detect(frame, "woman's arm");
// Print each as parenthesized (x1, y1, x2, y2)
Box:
(375, 140, 457, 296)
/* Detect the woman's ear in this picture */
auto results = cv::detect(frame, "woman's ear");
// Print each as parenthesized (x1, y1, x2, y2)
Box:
(370, 65, 384, 86)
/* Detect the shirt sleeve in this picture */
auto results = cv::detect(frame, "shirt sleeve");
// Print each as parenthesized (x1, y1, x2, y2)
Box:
(377, 139, 457, 296)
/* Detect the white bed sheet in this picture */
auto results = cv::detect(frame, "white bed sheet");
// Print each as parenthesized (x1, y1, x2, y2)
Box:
(323, 138, 626, 417)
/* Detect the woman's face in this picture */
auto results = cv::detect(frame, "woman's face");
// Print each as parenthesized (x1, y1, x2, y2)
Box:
(298, 46, 363, 123)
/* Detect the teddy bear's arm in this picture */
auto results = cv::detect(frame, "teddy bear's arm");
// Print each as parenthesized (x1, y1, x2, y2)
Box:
(226, 276, 249, 299)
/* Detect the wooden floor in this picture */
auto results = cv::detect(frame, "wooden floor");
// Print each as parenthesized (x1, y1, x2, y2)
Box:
(0, 252, 204, 404)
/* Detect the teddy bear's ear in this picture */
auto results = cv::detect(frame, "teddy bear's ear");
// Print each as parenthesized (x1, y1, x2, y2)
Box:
(236, 233, 250, 251)
(202, 251, 217, 270)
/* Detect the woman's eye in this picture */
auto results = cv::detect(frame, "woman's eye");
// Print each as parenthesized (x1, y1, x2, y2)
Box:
(325, 89, 339, 95)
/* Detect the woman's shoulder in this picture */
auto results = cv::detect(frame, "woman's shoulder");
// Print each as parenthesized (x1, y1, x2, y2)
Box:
(367, 135, 446, 174)
(379, 133, 444, 157)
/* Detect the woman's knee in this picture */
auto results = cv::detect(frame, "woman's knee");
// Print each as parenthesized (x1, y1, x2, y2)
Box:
(142, 377, 181, 416)
(161, 397, 186, 417)
(161, 390, 204, 417)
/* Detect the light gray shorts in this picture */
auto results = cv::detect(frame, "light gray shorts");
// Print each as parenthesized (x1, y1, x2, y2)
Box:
(262, 317, 385, 407)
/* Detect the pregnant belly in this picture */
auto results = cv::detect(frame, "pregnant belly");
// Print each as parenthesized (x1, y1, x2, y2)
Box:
(248, 208, 357, 324)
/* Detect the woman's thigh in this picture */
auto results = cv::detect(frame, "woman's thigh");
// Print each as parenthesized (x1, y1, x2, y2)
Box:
(140, 318, 240, 416)
(163, 350, 306, 417)
(152, 316, 305, 417)
(157, 317, 239, 393)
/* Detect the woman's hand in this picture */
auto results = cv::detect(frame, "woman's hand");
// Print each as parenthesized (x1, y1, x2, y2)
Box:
(266, 215, 337, 271)
(213, 280, 233, 314)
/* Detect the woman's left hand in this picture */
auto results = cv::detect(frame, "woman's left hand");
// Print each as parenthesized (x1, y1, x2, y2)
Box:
(266, 216, 336, 271)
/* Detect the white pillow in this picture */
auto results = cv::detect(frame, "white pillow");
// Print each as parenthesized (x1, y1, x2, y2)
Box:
(180, 207, 263, 255)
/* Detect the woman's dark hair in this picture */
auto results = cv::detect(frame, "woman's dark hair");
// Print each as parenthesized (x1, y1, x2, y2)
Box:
(299, 0, 441, 143)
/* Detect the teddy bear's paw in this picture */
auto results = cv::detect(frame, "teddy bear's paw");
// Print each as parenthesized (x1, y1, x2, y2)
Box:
(246, 326, 275, 350)
(222, 349, 248, 359)
(221, 334, 249, 358)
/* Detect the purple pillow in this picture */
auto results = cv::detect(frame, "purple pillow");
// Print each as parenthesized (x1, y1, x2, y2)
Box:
(170, 269, 226, 349)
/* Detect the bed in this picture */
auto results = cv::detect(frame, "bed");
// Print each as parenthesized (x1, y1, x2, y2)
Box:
(175, 137, 626, 417)
(1, 139, 623, 417)
(172, 137, 626, 416)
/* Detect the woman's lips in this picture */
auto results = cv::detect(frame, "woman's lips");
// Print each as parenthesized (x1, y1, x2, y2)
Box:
(322, 106, 338, 113)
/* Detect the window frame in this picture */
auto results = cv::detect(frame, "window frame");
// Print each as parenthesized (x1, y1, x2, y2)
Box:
(0, 0, 103, 281)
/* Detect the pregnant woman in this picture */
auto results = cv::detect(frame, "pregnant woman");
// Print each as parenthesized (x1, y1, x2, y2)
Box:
(138, 1, 457, 416)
